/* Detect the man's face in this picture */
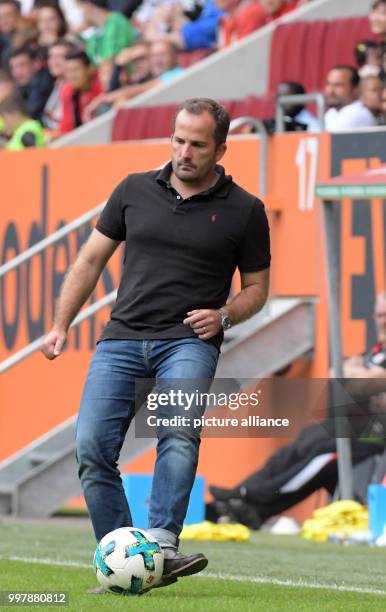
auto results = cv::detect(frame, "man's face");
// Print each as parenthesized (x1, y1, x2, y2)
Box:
(9, 53, 35, 87)
(260, 0, 284, 15)
(324, 69, 356, 109)
(0, 3, 19, 34)
(150, 42, 176, 77)
(131, 45, 150, 82)
(375, 297, 386, 346)
(171, 109, 226, 184)
(47, 45, 68, 79)
(369, 2, 386, 37)
(361, 76, 383, 112)
(65, 59, 90, 90)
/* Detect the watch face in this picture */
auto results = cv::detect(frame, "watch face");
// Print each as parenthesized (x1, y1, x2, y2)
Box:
(222, 316, 232, 330)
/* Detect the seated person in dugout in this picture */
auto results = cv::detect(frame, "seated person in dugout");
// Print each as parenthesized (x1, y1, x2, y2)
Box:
(208, 293, 386, 529)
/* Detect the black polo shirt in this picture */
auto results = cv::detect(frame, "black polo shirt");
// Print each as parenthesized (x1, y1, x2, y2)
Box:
(96, 162, 270, 349)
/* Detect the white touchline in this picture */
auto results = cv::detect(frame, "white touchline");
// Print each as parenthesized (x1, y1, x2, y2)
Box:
(1, 556, 386, 597)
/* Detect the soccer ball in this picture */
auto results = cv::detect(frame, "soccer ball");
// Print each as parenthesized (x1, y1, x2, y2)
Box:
(93, 527, 164, 595)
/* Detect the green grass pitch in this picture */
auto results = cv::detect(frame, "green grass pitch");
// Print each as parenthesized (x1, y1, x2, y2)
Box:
(0, 518, 386, 611)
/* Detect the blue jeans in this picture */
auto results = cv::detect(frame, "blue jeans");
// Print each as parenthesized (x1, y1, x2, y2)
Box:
(75, 338, 219, 547)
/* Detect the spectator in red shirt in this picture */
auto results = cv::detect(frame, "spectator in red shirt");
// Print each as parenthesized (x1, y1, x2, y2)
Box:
(59, 49, 102, 134)
(216, 0, 267, 47)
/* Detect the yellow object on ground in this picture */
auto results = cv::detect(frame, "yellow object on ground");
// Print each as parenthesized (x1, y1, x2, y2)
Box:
(180, 521, 250, 541)
(301, 500, 368, 542)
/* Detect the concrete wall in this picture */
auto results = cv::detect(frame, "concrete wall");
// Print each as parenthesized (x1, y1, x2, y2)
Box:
(51, 0, 373, 148)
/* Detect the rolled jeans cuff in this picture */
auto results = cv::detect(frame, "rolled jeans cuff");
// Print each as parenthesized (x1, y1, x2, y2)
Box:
(146, 527, 178, 549)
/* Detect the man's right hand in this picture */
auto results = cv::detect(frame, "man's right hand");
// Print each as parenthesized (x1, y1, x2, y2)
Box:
(41, 329, 67, 360)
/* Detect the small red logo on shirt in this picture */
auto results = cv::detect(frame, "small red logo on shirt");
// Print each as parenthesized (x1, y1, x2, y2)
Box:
(211, 214, 217, 222)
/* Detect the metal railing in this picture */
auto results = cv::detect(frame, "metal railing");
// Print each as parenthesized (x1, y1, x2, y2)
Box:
(0, 201, 118, 374)
(229, 117, 268, 196)
(275, 93, 325, 133)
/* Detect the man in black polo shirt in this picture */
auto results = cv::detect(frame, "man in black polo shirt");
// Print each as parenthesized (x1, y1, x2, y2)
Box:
(41, 98, 270, 591)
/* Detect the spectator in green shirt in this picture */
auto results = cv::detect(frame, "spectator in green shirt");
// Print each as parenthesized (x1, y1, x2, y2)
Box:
(78, 0, 137, 66)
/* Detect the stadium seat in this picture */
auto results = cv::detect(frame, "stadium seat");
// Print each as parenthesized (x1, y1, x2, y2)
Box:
(302, 20, 329, 93)
(231, 94, 275, 120)
(112, 104, 177, 141)
(269, 17, 379, 94)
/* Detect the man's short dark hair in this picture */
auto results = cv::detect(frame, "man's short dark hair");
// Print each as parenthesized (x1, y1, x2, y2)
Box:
(173, 98, 230, 147)
(0, 91, 27, 115)
(65, 49, 91, 66)
(49, 38, 76, 53)
(0, 0, 21, 13)
(331, 65, 360, 88)
(8, 46, 35, 62)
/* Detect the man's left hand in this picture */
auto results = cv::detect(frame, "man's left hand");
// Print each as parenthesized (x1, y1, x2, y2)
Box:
(183, 309, 222, 340)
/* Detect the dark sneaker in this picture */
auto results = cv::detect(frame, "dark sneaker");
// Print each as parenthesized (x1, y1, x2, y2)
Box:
(162, 549, 208, 579)
(227, 498, 263, 530)
(87, 549, 208, 594)
(209, 485, 236, 501)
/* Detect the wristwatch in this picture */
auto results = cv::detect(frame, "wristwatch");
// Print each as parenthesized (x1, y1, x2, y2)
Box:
(218, 308, 232, 331)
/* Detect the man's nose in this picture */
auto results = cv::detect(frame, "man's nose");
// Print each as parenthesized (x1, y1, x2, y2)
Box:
(181, 143, 192, 158)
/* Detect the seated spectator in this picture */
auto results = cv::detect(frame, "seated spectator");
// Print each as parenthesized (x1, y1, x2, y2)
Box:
(0, 90, 45, 149)
(35, 1, 68, 50)
(8, 45, 54, 119)
(326, 75, 383, 132)
(84, 39, 182, 116)
(109, 41, 152, 90)
(77, 0, 137, 67)
(59, 48, 102, 134)
(41, 39, 74, 134)
(276, 80, 320, 131)
(324, 65, 359, 131)
(260, 0, 299, 23)
(216, 0, 266, 47)
(369, 0, 386, 44)
(149, 39, 183, 80)
(354, 40, 384, 78)
(0, 0, 22, 67)
(143, 0, 224, 52)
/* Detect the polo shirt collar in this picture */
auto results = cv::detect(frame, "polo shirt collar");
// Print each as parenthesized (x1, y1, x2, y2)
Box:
(156, 161, 232, 198)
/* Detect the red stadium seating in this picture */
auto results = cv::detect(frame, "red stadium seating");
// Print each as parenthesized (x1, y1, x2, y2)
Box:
(111, 96, 275, 142)
(111, 16, 379, 142)
(269, 16, 378, 93)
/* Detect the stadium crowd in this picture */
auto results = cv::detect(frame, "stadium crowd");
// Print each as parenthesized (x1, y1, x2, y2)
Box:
(0, 0, 385, 148)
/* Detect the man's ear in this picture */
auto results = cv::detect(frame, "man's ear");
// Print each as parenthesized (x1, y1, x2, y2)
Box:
(215, 142, 227, 163)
